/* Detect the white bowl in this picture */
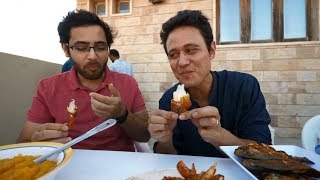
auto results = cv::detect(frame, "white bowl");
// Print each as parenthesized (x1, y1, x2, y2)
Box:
(0, 142, 72, 180)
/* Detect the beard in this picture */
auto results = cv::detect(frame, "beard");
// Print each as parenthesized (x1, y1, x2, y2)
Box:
(72, 59, 107, 80)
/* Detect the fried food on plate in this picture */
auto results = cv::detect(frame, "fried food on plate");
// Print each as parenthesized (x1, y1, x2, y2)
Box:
(66, 99, 77, 127)
(234, 142, 320, 179)
(235, 142, 314, 164)
(242, 159, 320, 178)
(0, 154, 57, 179)
(163, 160, 224, 180)
(171, 84, 191, 114)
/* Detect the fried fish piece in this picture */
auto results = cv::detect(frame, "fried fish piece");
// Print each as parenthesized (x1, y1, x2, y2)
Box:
(243, 159, 320, 178)
(262, 172, 311, 180)
(235, 142, 314, 164)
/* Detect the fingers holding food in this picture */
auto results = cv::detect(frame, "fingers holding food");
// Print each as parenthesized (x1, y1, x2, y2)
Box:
(31, 130, 66, 141)
(197, 117, 220, 129)
(148, 110, 179, 142)
(180, 106, 220, 121)
(148, 117, 175, 142)
(89, 88, 126, 119)
(171, 84, 191, 114)
(179, 107, 221, 132)
(31, 123, 69, 142)
(149, 111, 178, 129)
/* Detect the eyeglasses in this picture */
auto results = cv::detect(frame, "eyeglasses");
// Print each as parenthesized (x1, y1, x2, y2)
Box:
(67, 43, 108, 54)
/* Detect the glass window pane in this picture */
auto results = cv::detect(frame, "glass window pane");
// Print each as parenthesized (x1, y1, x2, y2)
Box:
(251, 0, 272, 40)
(96, 4, 105, 16)
(119, 2, 129, 13)
(284, 0, 306, 39)
(220, 0, 240, 42)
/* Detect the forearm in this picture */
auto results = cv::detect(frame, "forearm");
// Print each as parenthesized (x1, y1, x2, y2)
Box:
(17, 121, 38, 143)
(119, 110, 150, 142)
(213, 128, 256, 147)
(155, 139, 177, 154)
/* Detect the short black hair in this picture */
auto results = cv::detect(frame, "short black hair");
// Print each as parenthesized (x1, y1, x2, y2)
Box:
(109, 49, 120, 59)
(160, 10, 214, 55)
(58, 9, 115, 49)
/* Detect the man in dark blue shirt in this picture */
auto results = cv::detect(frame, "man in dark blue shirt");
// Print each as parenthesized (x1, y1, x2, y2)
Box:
(148, 10, 271, 157)
(61, 58, 73, 72)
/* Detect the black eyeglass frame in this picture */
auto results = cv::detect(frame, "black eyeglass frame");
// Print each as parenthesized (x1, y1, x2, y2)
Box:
(66, 43, 109, 53)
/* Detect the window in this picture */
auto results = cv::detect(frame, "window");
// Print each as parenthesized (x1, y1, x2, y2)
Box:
(96, 2, 106, 16)
(251, 0, 272, 41)
(220, 0, 240, 42)
(89, 0, 106, 16)
(283, 0, 306, 39)
(216, 0, 319, 44)
(112, 0, 131, 14)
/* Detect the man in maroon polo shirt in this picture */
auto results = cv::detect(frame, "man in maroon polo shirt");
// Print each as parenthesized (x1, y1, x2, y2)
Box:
(17, 10, 150, 151)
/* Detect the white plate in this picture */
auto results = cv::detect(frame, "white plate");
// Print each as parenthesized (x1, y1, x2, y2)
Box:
(126, 168, 182, 180)
(220, 145, 320, 180)
(0, 142, 72, 180)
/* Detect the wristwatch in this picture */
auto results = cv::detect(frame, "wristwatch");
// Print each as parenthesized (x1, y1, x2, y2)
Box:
(116, 107, 128, 124)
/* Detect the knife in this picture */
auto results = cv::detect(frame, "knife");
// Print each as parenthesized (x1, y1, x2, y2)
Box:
(34, 119, 117, 164)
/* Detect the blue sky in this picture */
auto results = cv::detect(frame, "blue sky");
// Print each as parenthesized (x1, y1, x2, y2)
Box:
(0, 0, 76, 64)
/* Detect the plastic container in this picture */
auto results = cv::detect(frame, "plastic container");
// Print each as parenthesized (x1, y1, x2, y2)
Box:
(315, 132, 320, 155)
(315, 145, 320, 155)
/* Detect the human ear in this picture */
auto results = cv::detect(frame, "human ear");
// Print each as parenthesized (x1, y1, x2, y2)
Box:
(209, 41, 216, 60)
(61, 43, 70, 57)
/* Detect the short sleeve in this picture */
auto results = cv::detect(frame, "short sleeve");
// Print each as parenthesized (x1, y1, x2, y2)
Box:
(130, 79, 146, 113)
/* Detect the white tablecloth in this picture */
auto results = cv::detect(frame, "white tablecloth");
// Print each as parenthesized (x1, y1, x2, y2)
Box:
(55, 149, 253, 179)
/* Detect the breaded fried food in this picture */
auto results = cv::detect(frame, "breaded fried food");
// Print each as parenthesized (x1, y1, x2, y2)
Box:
(171, 84, 191, 114)
(67, 99, 77, 127)
(163, 160, 225, 180)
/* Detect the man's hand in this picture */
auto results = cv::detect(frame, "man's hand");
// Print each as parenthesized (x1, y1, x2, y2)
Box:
(89, 83, 126, 119)
(179, 106, 223, 147)
(31, 123, 71, 143)
(148, 109, 178, 143)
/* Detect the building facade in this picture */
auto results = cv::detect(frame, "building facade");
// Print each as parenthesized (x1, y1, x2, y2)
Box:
(76, 0, 320, 139)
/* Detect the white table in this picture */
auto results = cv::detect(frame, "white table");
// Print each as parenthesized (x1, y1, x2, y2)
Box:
(55, 149, 253, 179)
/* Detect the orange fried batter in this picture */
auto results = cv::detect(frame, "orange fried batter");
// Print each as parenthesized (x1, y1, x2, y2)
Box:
(67, 99, 77, 128)
(171, 94, 191, 114)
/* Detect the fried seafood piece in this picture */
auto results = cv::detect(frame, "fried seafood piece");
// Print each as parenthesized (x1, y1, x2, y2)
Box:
(171, 84, 192, 114)
(163, 160, 225, 180)
(162, 177, 184, 180)
(177, 160, 197, 178)
(66, 99, 77, 127)
(234, 142, 314, 164)
(262, 172, 314, 180)
(242, 159, 320, 178)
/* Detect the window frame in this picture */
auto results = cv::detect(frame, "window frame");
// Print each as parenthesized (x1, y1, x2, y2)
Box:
(216, 0, 319, 45)
(110, 0, 132, 16)
(95, 2, 106, 16)
(88, 0, 108, 17)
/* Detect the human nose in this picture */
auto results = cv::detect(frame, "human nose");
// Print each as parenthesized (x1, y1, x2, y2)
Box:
(178, 53, 190, 66)
(87, 47, 98, 59)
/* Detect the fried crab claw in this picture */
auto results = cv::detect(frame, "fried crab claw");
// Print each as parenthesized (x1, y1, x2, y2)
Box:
(66, 99, 77, 127)
(171, 84, 192, 114)
(162, 160, 224, 180)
